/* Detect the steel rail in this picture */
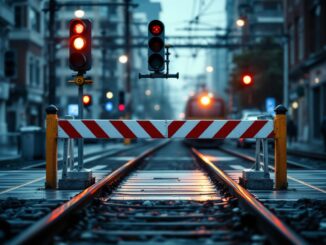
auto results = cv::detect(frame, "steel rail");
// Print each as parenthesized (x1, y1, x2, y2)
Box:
(219, 146, 326, 195)
(192, 148, 307, 245)
(8, 140, 170, 245)
(287, 149, 326, 161)
(220, 146, 313, 170)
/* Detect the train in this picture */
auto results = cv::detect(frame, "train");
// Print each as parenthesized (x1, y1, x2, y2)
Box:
(184, 90, 227, 147)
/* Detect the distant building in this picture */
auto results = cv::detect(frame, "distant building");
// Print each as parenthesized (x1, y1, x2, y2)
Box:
(0, 0, 14, 135)
(55, 1, 125, 120)
(6, 0, 45, 130)
(225, 0, 283, 112)
(285, 0, 326, 142)
(206, 48, 228, 102)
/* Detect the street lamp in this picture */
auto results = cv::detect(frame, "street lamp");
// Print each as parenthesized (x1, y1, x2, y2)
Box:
(74, 9, 85, 18)
(236, 18, 246, 27)
(154, 104, 160, 111)
(106, 91, 113, 99)
(292, 101, 299, 109)
(206, 66, 214, 73)
(119, 55, 128, 64)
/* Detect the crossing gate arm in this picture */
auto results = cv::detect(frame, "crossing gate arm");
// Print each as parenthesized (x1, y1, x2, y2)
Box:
(57, 119, 274, 139)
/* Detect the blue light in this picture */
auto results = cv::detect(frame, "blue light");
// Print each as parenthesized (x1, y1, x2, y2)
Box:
(105, 101, 113, 111)
(265, 97, 275, 115)
(68, 104, 79, 116)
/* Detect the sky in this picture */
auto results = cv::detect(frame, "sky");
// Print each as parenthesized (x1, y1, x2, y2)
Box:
(152, 0, 226, 117)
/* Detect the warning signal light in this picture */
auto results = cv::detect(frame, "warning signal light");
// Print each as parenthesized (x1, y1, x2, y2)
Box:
(242, 74, 253, 86)
(148, 20, 165, 72)
(83, 94, 92, 107)
(69, 18, 92, 72)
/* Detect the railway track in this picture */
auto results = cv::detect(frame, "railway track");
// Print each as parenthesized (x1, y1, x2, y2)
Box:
(5, 141, 307, 244)
(222, 143, 324, 170)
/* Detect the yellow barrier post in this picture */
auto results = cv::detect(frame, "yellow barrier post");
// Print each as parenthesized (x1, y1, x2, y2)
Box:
(274, 105, 288, 190)
(45, 105, 58, 189)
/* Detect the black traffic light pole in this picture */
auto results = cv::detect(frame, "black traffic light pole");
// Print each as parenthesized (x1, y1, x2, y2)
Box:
(124, 0, 132, 116)
(48, 0, 56, 105)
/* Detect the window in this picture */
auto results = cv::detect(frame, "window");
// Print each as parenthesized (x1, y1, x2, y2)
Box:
(289, 25, 295, 65)
(309, 5, 321, 53)
(29, 57, 34, 86)
(15, 6, 23, 28)
(29, 8, 40, 32)
(298, 17, 304, 61)
(109, 6, 118, 16)
(35, 59, 40, 87)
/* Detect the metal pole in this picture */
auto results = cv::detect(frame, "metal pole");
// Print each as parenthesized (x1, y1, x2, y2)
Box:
(124, 0, 132, 115)
(48, 0, 56, 105)
(78, 85, 84, 170)
(283, 37, 289, 108)
(263, 139, 269, 178)
(255, 139, 261, 170)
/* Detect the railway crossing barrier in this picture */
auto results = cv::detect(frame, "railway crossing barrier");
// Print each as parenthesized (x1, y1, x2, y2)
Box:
(45, 105, 287, 190)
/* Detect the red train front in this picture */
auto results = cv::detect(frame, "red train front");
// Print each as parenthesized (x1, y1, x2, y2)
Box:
(184, 91, 226, 147)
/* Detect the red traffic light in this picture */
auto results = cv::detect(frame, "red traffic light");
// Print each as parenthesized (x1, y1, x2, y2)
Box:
(242, 74, 253, 85)
(73, 37, 86, 50)
(118, 104, 125, 111)
(73, 22, 85, 34)
(69, 18, 92, 72)
(148, 20, 165, 72)
(149, 20, 164, 35)
(83, 94, 92, 107)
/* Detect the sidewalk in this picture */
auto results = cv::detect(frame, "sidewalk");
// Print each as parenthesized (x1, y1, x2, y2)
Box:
(0, 145, 20, 163)
(0, 142, 127, 165)
(287, 140, 326, 159)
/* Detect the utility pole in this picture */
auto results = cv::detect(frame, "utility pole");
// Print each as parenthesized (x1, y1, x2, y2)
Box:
(124, 0, 132, 116)
(48, 0, 56, 105)
(283, 36, 289, 108)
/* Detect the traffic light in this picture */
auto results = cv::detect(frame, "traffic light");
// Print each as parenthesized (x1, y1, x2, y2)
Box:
(242, 74, 253, 86)
(4, 51, 15, 77)
(82, 94, 92, 107)
(69, 18, 92, 72)
(148, 20, 165, 72)
(118, 91, 125, 111)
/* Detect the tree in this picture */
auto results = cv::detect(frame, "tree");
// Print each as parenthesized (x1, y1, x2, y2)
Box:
(230, 38, 283, 110)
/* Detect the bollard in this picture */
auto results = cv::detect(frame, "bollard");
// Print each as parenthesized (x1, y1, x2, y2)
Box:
(45, 105, 58, 189)
(274, 105, 288, 190)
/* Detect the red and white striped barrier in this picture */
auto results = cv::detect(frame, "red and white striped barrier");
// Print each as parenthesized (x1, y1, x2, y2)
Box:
(58, 119, 274, 139)
(167, 120, 274, 139)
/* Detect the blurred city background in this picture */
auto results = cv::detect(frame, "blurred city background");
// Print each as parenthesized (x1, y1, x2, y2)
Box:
(0, 0, 325, 160)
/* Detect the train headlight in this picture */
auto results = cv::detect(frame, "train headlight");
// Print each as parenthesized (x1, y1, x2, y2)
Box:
(199, 95, 211, 106)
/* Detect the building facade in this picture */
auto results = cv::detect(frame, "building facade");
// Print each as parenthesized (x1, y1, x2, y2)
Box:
(6, 0, 45, 131)
(285, 0, 326, 142)
(225, 0, 283, 113)
(55, 1, 125, 120)
(0, 0, 14, 135)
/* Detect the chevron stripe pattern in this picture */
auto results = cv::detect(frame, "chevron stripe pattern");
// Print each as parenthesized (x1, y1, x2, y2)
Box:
(58, 120, 274, 139)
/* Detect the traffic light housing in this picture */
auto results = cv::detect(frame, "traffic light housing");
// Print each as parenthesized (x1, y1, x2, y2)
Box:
(118, 91, 125, 111)
(148, 20, 165, 72)
(83, 94, 92, 108)
(242, 74, 253, 86)
(4, 51, 15, 77)
(69, 19, 92, 72)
